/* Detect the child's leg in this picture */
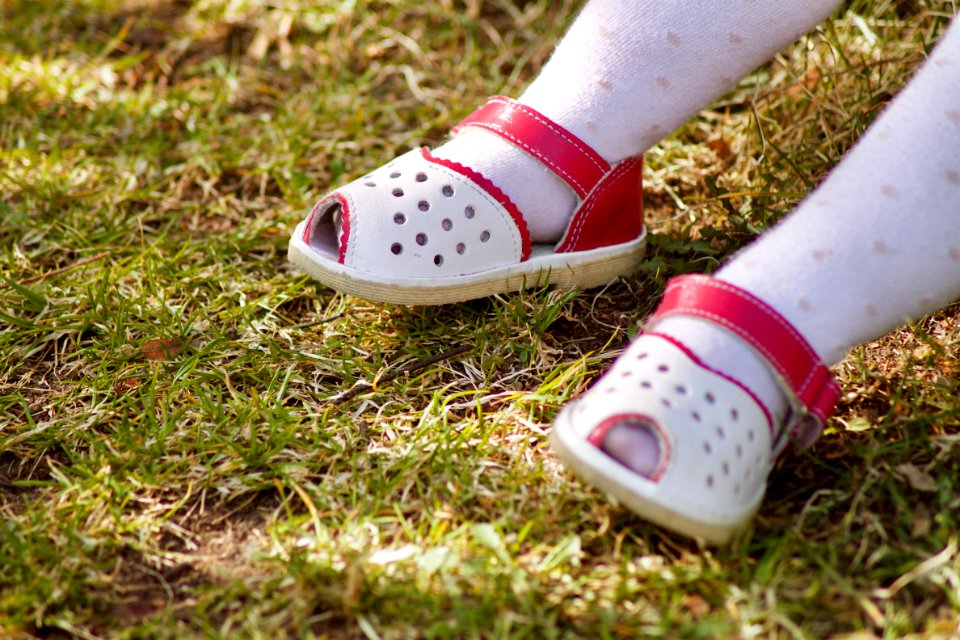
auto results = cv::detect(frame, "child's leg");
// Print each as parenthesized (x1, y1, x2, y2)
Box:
(560, 18, 960, 537)
(435, 0, 843, 241)
(293, 0, 849, 303)
(718, 25, 960, 366)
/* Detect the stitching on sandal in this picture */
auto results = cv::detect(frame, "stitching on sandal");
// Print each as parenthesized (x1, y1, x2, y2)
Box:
(488, 96, 609, 173)
(466, 121, 590, 196)
(559, 159, 636, 250)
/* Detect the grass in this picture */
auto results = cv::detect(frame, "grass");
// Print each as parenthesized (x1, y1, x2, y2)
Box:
(1, 0, 959, 637)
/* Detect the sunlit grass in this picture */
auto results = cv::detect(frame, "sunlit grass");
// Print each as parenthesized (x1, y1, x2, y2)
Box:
(1, 0, 959, 637)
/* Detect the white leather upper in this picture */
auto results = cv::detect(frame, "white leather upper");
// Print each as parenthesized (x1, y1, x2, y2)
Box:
(307, 149, 526, 278)
(558, 333, 777, 523)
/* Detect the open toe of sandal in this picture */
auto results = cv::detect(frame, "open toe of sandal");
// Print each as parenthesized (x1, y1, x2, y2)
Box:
(549, 275, 841, 544)
(288, 97, 647, 305)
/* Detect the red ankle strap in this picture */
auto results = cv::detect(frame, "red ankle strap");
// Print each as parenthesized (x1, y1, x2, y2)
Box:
(650, 275, 840, 447)
(452, 96, 610, 199)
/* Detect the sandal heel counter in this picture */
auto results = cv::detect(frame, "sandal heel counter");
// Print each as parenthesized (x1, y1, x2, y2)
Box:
(556, 156, 644, 253)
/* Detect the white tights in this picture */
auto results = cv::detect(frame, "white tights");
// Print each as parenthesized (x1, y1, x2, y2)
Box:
(436, 1, 960, 473)
(436, 0, 843, 241)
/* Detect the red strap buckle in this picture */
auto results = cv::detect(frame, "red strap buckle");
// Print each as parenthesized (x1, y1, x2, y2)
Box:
(650, 275, 840, 440)
(453, 96, 610, 199)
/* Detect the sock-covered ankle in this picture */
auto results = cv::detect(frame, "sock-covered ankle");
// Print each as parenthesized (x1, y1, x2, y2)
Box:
(434, 0, 843, 243)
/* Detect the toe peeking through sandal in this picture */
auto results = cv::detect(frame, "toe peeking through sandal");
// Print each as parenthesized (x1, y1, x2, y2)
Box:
(288, 97, 647, 305)
(549, 275, 841, 544)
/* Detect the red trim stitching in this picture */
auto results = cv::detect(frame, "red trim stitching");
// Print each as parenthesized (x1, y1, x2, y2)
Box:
(653, 307, 791, 393)
(454, 96, 610, 198)
(335, 192, 351, 265)
(666, 276, 819, 373)
(488, 97, 608, 173)
(464, 120, 590, 197)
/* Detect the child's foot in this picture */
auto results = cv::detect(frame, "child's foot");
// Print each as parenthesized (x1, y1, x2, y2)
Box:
(288, 97, 646, 304)
(551, 23, 960, 542)
(288, 0, 854, 304)
(430, 0, 845, 243)
(549, 275, 839, 544)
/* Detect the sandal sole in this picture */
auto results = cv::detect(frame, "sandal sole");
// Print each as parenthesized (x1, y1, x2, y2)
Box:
(288, 221, 647, 305)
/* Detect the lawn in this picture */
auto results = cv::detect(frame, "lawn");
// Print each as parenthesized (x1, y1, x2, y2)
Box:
(1, 0, 959, 638)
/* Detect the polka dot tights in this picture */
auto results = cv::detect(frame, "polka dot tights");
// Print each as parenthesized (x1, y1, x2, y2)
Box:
(609, 16, 960, 475)
(434, 0, 844, 242)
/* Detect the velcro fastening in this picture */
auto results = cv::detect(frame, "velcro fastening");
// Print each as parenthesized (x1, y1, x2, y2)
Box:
(453, 96, 610, 199)
(649, 275, 841, 444)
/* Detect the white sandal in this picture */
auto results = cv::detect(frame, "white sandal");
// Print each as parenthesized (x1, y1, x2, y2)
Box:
(288, 97, 646, 305)
(549, 275, 840, 544)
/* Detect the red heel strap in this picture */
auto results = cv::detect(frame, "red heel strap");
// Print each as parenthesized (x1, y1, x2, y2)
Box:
(453, 96, 610, 199)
